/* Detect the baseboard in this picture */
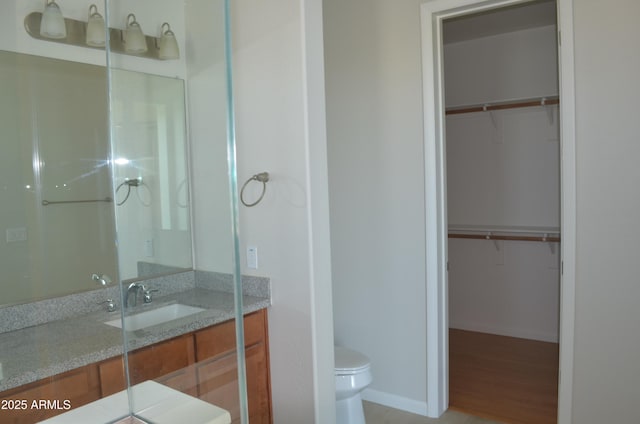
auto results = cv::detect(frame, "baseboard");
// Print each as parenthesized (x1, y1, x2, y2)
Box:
(361, 388, 428, 416)
(449, 321, 558, 343)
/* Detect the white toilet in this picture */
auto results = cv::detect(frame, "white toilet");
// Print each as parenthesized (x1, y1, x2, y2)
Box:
(334, 346, 372, 424)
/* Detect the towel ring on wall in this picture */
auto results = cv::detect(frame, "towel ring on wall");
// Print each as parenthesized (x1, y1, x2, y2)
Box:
(116, 177, 151, 206)
(240, 172, 270, 207)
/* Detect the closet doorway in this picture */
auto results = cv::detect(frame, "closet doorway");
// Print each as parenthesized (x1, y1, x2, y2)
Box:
(421, 0, 576, 422)
(444, 2, 560, 423)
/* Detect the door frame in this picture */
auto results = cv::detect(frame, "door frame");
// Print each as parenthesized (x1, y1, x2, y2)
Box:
(420, 0, 576, 420)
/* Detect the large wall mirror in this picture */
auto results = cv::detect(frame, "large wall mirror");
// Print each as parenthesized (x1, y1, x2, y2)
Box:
(0, 50, 192, 306)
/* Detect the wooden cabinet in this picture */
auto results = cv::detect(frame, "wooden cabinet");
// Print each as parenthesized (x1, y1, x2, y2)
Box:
(0, 309, 271, 424)
(0, 366, 101, 423)
(195, 310, 272, 424)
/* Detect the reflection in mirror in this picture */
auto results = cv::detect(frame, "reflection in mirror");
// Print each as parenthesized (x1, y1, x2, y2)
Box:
(0, 50, 193, 307)
(110, 70, 193, 280)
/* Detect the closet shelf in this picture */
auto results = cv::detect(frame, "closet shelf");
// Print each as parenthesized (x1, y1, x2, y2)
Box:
(445, 96, 559, 115)
(448, 225, 560, 243)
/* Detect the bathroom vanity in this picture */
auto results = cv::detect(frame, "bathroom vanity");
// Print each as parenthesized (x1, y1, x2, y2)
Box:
(0, 282, 272, 424)
(98, 309, 271, 423)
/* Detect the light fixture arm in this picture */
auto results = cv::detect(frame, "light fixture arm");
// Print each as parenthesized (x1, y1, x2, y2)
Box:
(161, 23, 173, 36)
(24, 12, 178, 60)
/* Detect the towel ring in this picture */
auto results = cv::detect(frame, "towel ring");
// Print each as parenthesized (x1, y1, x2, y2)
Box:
(116, 178, 151, 206)
(240, 172, 269, 207)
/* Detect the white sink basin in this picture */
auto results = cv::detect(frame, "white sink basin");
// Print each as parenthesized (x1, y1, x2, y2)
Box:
(105, 304, 206, 331)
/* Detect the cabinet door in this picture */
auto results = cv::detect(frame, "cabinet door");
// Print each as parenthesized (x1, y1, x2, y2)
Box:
(196, 350, 240, 420)
(98, 355, 126, 396)
(244, 342, 271, 424)
(195, 310, 271, 424)
(0, 365, 100, 424)
(196, 343, 269, 424)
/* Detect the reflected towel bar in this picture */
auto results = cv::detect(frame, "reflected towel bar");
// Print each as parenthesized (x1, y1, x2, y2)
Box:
(42, 197, 113, 206)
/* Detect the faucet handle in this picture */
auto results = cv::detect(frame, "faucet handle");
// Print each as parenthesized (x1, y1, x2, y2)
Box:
(92, 273, 113, 286)
(98, 299, 117, 312)
(143, 288, 159, 304)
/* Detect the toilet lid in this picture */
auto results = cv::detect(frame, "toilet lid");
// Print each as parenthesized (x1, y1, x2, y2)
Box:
(334, 346, 371, 374)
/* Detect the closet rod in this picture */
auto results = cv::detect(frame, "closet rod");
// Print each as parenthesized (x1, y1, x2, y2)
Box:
(448, 233, 560, 243)
(445, 96, 559, 115)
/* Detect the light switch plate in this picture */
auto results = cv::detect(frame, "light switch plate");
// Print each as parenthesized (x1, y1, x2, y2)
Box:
(6, 227, 27, 243)
(247, 246, 258, 269)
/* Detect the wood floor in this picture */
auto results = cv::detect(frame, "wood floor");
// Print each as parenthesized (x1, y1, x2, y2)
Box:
(449, 329, 559, 424)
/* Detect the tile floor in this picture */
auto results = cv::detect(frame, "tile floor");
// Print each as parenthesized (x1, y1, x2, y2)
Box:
(363, 401, 501, 424)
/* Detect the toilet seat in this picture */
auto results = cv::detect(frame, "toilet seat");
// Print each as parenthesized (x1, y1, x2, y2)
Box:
(335, 346, 371, 375)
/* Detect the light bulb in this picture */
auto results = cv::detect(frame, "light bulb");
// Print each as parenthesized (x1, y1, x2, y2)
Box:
(40, 0, 66, 39)
(158, 23, 179, 60)
(85, 4, 105, 47)
(124, 14, 147, 54)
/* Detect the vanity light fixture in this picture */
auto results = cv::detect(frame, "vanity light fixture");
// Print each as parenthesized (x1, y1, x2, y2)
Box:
(158, 23, 180, 60)
(124, 14, 148, 54)
(85, 4, 105, 47)
(24, 8, 179, 61)
(40, 0, 67, 39)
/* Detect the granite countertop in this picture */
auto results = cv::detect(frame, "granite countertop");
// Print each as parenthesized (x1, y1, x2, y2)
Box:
(0, 288, 270, 393)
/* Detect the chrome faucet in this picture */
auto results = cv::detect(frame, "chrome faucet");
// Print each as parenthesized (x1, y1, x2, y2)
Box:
(126, 283, 145, 308)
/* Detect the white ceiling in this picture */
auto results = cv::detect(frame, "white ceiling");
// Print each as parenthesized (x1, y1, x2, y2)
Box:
(443, 0, 557, 44)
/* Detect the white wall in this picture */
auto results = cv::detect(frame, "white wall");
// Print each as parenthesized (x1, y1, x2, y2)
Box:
(324, 0, 429, 414)
(446, 107, 560, 229)
(230, 0, 335, 422)
(572, 0, 640, 422)
(448, 238, 560, 342)
(444, 25, 558, 107)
